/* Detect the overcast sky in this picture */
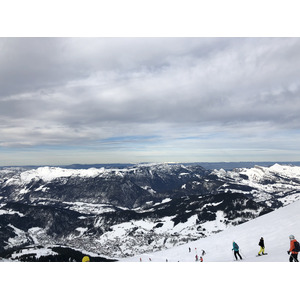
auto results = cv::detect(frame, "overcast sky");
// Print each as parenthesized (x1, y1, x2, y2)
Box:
(1, 37, 300, 165)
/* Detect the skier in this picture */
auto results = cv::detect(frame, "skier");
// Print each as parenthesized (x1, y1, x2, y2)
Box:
(200, 256, 203, 262)
(195, 254, 198, 261)
(258, 237, 266, 256)
(232, 241, 242, 260)
(202, 249, 206, 256)
(287, 235, 299, 262)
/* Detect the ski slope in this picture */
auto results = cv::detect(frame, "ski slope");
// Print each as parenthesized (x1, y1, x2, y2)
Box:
(3, 196, 299, 300)
(121, 199, 300, 262)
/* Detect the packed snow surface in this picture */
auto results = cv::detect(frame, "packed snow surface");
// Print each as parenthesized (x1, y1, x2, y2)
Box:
(121, 199, 300, 262)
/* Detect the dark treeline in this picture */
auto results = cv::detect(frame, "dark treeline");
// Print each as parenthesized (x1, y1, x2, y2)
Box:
(1, 246, 117, 262)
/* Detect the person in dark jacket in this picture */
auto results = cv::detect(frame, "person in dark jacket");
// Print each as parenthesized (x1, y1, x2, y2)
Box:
(288, 235, 299, 262)
(258, 237, 265, 256)
(232, 241, 242, 260)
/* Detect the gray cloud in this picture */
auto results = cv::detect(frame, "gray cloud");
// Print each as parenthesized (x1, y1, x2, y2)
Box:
(1, 37, 300, 163)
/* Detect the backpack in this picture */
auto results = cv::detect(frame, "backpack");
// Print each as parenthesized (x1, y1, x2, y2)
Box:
(294, 240, 300, 252)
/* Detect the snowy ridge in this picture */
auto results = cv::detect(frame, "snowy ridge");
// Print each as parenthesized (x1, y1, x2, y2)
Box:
(20, 166, 109, 183)
(212, 163, 300, 205)
(213, 163, 300, 183)
(3, 163, 188, 185)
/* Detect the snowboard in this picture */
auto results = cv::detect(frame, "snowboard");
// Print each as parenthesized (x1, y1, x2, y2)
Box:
(256, 253, 268, 257)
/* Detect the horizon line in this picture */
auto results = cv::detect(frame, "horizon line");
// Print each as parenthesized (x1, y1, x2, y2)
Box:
(1, 161, 300, 169)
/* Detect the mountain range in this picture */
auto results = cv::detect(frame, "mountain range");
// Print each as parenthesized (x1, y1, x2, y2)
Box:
(1, 162, 300, 261)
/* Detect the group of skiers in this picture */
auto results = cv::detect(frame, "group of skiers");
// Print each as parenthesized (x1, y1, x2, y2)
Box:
(232, 234, 299, 262)
(195, 254, 204, 262)
(190, 247, 205, 262)
(82, 235, 299, 262)
(232, 237, 266, 260)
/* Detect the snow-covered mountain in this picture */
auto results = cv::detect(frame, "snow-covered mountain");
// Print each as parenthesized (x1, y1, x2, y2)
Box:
(0, 163, 210, 208)
(212, 163, 300, 205)
(1, 162, 300, 261)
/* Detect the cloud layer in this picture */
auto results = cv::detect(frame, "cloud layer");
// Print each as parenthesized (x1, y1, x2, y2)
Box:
(1, 38, 300, 165)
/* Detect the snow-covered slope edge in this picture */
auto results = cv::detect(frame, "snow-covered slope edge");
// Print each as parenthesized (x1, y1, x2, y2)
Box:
(120, 199, 300, 262)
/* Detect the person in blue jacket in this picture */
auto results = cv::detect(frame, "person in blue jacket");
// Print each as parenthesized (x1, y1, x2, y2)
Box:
(232, 241, 243, 260)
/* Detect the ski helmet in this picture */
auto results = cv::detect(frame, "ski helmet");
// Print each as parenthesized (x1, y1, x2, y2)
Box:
(82, 256, 90, 262)
(289, 235, 295, 240)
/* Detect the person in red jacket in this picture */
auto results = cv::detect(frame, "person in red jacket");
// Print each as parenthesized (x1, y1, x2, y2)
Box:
(288, 235, 299, 262)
